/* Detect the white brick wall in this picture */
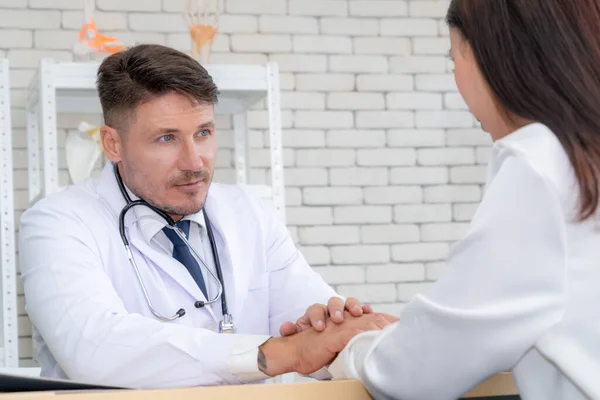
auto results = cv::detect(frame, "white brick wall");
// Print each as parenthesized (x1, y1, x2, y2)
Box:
(390, 55, 447, 73)
(260, 16, 319, 34)
(350, 1, 408, 17)
(381, 18, 438, 36)
(227, 0, 287, 15)
(1, 0, 493, 366)
(288, 1, 348, 17)
(293, 35, 352, 54)
(357, 74, 413, 91)
(327, 92, 386, 110)
(354, 37, 411, 55)
(321, 17, 380, 36)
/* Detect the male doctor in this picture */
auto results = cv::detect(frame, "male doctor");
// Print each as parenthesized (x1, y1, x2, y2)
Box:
(18, 44, 395, 388)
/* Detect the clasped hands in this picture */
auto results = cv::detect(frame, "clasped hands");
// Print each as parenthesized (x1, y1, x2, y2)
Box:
(258, 297, 399, 377)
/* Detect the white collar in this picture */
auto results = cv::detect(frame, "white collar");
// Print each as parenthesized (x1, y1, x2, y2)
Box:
(123, 184, 207, 244)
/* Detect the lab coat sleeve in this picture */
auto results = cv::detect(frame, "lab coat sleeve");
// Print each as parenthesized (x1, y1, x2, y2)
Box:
(257, 200, 339, 337)
(329, 152, 568, 399)
(18, 200, 271, 389)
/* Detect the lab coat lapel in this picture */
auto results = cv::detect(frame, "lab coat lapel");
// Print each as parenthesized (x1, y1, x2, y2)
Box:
(96, 163, 135, 228)
(95, 163, 216, 321)
(203, 187, 248, 320)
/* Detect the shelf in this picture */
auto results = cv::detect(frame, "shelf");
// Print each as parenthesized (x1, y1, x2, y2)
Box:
(27, 62, 269, 115)
(0, 58, 20, 367)
(26, 58, 286, 223)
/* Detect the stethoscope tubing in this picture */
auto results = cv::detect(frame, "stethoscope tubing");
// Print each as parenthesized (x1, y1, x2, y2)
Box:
(114, 163, 229, 322)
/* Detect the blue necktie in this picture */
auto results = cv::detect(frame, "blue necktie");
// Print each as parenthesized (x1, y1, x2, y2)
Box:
(162, 220, 208, 298)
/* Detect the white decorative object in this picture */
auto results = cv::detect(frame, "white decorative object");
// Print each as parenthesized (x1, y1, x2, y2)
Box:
(65, 122, 102, 185)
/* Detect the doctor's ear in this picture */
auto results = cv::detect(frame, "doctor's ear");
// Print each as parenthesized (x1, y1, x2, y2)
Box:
(101, 125, 123, 163)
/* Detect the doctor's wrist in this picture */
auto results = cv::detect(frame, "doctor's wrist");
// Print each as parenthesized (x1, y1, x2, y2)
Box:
(257, 337, 297, 377)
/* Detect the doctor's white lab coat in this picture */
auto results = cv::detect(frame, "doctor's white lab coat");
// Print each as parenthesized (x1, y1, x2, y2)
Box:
(18, 163, 337, 388)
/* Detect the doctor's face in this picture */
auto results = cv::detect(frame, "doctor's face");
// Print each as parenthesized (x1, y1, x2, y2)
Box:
(105, 92, 217, 220)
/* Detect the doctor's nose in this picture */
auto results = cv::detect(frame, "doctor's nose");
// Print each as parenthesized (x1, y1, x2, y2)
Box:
(178, 139, 205, 171)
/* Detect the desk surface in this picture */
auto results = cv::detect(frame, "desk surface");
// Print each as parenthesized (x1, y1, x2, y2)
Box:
(463, 373, 518, 398)
(0, 373, 518, 399)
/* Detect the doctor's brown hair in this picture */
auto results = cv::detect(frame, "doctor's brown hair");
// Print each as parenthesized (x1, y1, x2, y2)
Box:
(447, 0, 600, 221)
(96, 44, 219, 133)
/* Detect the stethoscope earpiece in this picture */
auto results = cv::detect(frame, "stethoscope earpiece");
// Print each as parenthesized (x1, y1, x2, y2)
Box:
(194, 301, 205, 308)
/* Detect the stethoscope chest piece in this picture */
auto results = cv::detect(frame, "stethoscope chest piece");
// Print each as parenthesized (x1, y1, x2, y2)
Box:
(219, 314, 236, 334)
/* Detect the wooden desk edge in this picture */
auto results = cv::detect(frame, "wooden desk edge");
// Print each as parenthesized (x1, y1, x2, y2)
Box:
(0, 380, 370, 400)
(0, 373, 518, 399)
(463, 372, 519, 398)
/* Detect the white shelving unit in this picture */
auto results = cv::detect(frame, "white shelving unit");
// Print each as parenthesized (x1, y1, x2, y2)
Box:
(26, 58, 286, 223)
(0, 59, 20, 367)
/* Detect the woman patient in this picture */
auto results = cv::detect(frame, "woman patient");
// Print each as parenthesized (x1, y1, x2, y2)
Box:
(328, 1, 600, 399)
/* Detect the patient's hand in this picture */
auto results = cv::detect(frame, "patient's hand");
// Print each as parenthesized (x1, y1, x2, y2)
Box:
(260, 311, 396, 376)
(373, 312, 399, 324)
(297, 311, 397, 374)
(279, 296, 373, 337)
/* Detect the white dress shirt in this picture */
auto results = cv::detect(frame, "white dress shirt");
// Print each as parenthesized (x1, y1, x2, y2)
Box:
(330, 122, 600, 400)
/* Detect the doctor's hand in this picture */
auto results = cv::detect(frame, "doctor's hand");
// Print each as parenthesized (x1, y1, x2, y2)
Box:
(279, 297, 373, 337)
(260, 310, 392, 377)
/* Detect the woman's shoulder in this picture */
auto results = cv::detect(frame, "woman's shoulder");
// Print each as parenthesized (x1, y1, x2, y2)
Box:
(492, 122, 568, 168)
(488, 123, 578, 214)
(488, 123, 575, 197)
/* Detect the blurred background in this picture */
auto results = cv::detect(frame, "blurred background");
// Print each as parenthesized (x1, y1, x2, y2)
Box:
(0, 0, 492, 367)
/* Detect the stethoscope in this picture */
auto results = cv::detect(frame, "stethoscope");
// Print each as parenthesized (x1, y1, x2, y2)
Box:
(114, 163, 236, 334)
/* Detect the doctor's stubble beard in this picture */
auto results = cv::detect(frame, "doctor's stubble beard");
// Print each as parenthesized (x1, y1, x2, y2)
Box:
(137, 169, 213, 218)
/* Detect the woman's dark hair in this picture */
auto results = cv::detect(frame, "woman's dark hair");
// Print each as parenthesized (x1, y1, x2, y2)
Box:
(447, 0, 600, 221)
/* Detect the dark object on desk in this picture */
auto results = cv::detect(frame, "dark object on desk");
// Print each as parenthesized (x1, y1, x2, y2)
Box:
(461, 397, 521, 400)
(0, 373, 124, 392)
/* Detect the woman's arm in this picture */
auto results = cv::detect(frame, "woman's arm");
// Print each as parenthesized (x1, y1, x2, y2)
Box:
(330, 153, 568, 399)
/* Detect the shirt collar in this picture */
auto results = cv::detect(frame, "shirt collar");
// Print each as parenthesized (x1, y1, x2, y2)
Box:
(124, 184, 207, 244)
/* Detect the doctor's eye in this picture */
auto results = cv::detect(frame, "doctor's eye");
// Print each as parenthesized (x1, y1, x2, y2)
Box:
(198, 129, 211, 137)
(159, 134, 174, 142)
